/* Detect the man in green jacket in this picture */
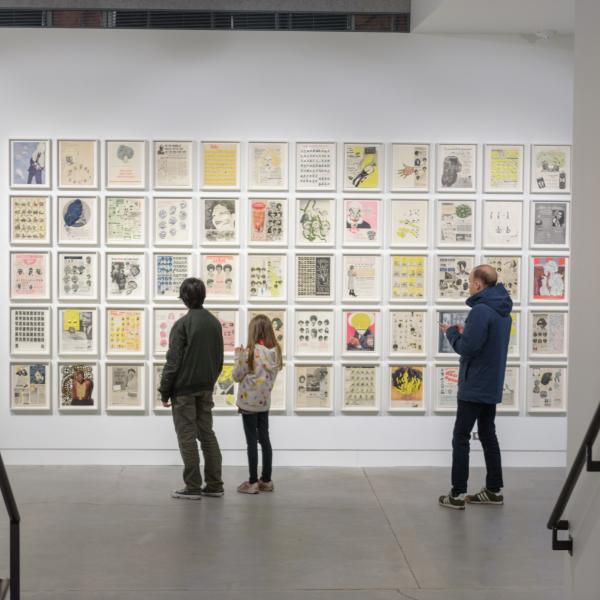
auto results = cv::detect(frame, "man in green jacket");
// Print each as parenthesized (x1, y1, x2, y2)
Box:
(159, 278, 224, 500)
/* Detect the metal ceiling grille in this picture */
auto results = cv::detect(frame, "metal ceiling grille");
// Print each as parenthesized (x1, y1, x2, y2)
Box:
(0, 9, 410, 32)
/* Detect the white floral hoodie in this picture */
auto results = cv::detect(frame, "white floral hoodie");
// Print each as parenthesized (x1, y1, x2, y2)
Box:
(232, 344, 280, 412)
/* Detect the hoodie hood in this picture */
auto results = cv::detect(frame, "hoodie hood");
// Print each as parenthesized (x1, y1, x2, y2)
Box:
(466, 283, 513, 316)
(255, 344, 279, 369)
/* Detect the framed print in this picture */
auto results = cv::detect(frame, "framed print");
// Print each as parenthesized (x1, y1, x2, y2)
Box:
(58, 307, 99, 356)
(201, 198, 239, 246)
(10, 139, 50, 189)
(434, 364, 459, 413)
(106, 308, 146, 356)
(58, 362, 99, 412)
(436, 144, 477, 193)
(343, 310, 379, 357)
(106, 252, 146, 302)
(201, 141, 240, 190)
(389, 310, 427, 357)
(153, 307, 187, 355)
(153, 140, 193, 190)
(390, 255, 427, 302)
(153, 253, 193, 301)
(528, 310, 568, 358)
(247, 254, 287, 302)
(249, 198, 288, 246)
(483, 144, 524, 193)
(106, 363, 146, 412)
(294, 309, 334, 357)
(388, 364, 426, 413)
(10, 251, 51, 301)
(436, 309, 469, 356)
(209, 309, 238, 355)
(497, 365, 520, 414)
(390, 143, 429, 192)
(435, 255, 474, 302)
(248, 142, 288, 191)
(530, 145, 572, 194)
(530, 256, 569, 303)
(296, 198, 335, 247)
(296, 142, 336, 191)
(342, 254, 381, 303)
(530, 201, 569, 249)
(389, 199, 429, 248)
(154, 197, 193, 246)
(105, 140, 147, 190)
(10, 362, 51, 412)
(57, 139, 98, 190)
(342, 365, 380, 412)
(248, 308, 286, 355)
(296, 254, 334, 303)
(10, 306, 51, 356)
(343, 143, 383, 192)
(436, 200, 476, 248)
(270, 366, 287, 413)
(482, 255, 521, 303)
(508, 311, 520, 358)
(152, 362, 170, 413)
(343, 198, 381, 247)
(482, 200, 523, 249)
(294, 364, 333, 412)
(57, 196, 98, 245)
(58, 252, 98, 301)
(10, 195, 51, 245)
(202, 254, 239, 302)
(213, 364, 237, 412)
(105, 197, 146, 246)
(527, 365, 567, 413)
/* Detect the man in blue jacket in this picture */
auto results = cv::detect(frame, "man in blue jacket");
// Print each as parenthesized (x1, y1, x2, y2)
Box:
(438, 265, 513, 510)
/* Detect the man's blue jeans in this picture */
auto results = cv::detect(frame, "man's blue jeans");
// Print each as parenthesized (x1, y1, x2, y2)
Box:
(452, 400, 503, 496)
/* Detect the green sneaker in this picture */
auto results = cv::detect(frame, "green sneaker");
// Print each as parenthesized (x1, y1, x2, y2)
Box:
(438, 492, 466, 510)
(466, 488, 504, 505)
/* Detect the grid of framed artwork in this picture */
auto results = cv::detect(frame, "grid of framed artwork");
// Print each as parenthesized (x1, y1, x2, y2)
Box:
(8, 139, 570, 415)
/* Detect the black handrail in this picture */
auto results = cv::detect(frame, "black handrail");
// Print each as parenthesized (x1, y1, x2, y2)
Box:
(0, 453, 20, 599)
(547, 399, 600, 554)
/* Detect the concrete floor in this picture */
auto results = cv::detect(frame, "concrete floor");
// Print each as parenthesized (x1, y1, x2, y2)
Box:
(0, 466, 565, 599)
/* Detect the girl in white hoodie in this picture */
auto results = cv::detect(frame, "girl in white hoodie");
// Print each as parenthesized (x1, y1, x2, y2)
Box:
(233, 314, 283, 494)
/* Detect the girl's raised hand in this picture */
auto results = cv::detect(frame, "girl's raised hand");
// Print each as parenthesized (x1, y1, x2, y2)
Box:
(234, 345, 245, 353)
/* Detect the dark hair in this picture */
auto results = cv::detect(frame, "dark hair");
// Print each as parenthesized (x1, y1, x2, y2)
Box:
(179, 278, 206, 309)
(472, 264, 498, 288)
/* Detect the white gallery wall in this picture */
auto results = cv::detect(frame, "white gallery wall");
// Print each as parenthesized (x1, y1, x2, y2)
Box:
(0, 28, 573, 466)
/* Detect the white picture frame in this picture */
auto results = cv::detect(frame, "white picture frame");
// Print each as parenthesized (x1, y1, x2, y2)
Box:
(10, 138, 51, 190)
(343, 142, 384, 192)
(481, 255, 521, 304)
(483, 144, 524, 194)
(528, 309, 569, 359)
(293, 308, 335, 358)
(105, 196, 146, 246)
(106, 252, 147, 302)
(342, 309, 380, 358)
(530, 144, 572, 194)
(57, 252, 99, 302)
(527, 365, 568, 413)
(10, 251, 51, 302)
(106, 307, 146, 357)
(270, 365, 287, 413)
(294, 364, 334, 413)
(105, 363, 147, 413)
(247, 253, 287, 303)
(57, 139, 99, 190)
(10, 306, 51, 356)
(153, 140, 193, 191)
(482, 200, 523, 249)
(152, 362, 170, 414)
(508, 309, 521, 359)
(295, 198, 336, 247)
(247, 308, 287, 357)
(530, 200, 570, 250)
(10, 195, 51, 245)
(295, 254, 335, 303)
(153, 307, 187, 356)
(435, 309, 470, 357)
(389, 199, 429, 248)
(213, 363, 237, 413)
(153, 252, 193, 302)
(497, 364, 521, 414)
(105, 140, 147, 191)
(436, 143, 477, 193)
(295, 141, 337, 192)
(388, 309, 428, 358)
(390, 143, 430, 192)
(435, 199, 476, 248)
(153, 197, 193, 246)
(208, 308, 239, 356)
(389, 254, 428, 303)
(387, 363, 427, 414)
(342, 364, 380, 413)
(248, 198, 288, 246)
(435, 254, 475, 302)
(200, 141, 241, 191)
(58, 306, 99, 357)
(202, 253, 240, 303)
(200, 197, 240, 246)
(342, 254, 381, 303)
(248, 141, 288, 191)
(342, 198, 382, 247)
(58, 361, 99, 412)
(10, 361, 51, 412)
(434, 363, 460, 413)
(57, 195, 99, 246)
(529, 256, 569, 304)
